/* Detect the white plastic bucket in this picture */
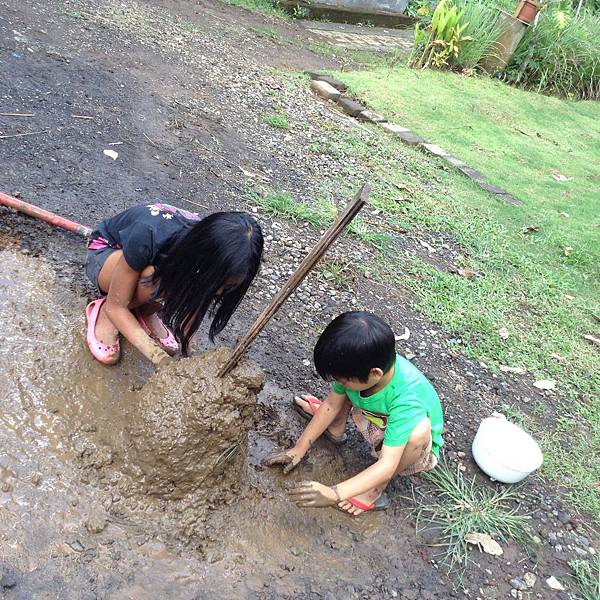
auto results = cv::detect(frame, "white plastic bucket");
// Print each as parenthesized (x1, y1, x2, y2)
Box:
(472, 415, 543, 483)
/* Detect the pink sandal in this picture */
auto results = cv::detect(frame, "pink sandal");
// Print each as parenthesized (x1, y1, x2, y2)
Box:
(85, 298, 120, 365)
(135, 311, 179, 355)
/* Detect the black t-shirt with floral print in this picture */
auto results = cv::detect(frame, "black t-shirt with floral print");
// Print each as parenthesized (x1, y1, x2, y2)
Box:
(88, 202, 201, 272)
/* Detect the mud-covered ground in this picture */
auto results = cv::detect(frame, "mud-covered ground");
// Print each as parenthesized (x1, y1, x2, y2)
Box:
(0, 1, 596, 598)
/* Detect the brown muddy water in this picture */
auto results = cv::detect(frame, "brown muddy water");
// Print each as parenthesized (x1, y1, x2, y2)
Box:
(0, 248, 442, 598)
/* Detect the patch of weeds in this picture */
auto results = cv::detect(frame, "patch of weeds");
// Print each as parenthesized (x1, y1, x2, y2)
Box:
(347, 218, 394, 253)
(262, 112, 290, 130)
(249, 190, 325, 227)
(315, 257, 357, 290)
(571, 553, 600, 600)
(414, 461, 530, 577)
(223, 0, 289, 19)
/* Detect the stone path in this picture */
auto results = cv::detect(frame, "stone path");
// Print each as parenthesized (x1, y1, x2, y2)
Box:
(302, 21, 413, 53)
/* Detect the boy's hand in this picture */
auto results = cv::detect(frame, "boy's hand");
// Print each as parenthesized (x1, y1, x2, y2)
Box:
(262, 448, 304, 474)
(289, 481, 340, 508)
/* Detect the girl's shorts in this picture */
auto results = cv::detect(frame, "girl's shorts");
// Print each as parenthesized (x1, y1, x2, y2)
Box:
(85, 247, 118, 294)
(351, 408, 438, 477)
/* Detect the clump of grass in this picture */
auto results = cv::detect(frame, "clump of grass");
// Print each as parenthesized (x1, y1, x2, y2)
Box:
(249, 190, 326, 227)
(223, 0, 288, 19)
(571, 554, 600, 600)
(316, 257, 357, 290)
(415, 461, 530, 574)
(262, 112, 290, 130)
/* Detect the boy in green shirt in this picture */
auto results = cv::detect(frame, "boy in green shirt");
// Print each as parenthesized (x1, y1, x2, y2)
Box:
(264, 311, 444, 516)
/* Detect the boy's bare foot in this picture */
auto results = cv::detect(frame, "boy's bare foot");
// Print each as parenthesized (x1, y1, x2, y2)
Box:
(337, 486, 387, 516)
(293, 395, 347, 439)
(95, 301, 119, 345)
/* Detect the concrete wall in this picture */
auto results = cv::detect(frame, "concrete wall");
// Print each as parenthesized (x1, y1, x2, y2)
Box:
(305, 0, 410, 15)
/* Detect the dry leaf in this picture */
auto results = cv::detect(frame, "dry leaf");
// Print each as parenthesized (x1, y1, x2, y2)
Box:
(103, 149, 118, 160)
(551, 353, 566, 362)
(564, 294, 575, 300)
(498, 327, 510, 340)
(499, 365, 526, 374)
(584, 334, 600, 347)
(563, 246, 573, 257)
(395, 326, 410, 341)
(552, 173, 571, 182)
(559, 212, 570, 218)
(465, 532, 503, 556)
(520, 225, 539, 234)
(533, 379, 556, 391)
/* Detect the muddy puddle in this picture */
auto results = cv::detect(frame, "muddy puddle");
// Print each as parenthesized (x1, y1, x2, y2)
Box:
(0, 247, 442, 598)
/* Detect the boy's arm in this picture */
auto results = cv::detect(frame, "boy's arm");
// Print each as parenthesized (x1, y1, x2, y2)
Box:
(289, 444, 404, 507)
(262, 390, 347, 473)
(294, 390, 347, 454)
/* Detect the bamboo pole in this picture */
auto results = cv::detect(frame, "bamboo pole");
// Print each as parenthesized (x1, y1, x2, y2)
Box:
(218, 183, 371, 378)
(0, 191, 92, 237)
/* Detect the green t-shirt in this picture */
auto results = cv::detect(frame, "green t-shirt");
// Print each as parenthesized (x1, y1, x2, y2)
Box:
(332, 354, 444, 457)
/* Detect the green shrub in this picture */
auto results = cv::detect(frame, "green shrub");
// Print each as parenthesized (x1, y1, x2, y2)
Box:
(506, 3, 600, 99)
(409, 0, 507, 71)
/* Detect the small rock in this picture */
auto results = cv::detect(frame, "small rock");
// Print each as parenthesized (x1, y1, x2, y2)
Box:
(545, 576, 565, 591)
(85, 510, 107, 534)
(557, 510, 571, 524)
(310, 80, 340, 101)
(510, 577, 526, 591)
(523, 572, 536, 588)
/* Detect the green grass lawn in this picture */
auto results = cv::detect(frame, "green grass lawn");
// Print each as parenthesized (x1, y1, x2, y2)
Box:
(312, 67, 600, 520)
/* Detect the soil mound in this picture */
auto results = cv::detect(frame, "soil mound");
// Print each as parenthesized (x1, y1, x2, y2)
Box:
(127, 347, 265, 500)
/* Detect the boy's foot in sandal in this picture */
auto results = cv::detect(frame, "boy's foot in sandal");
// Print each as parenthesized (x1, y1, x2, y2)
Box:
(293, 395, 347, 445)
(135, 310, 179, 356)
(338, 491, 390, 516)
(85, 298, 120, 365)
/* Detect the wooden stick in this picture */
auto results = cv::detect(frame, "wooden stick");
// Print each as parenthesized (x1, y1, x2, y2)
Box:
(218, 183, 371, 378)
(0, 112, 34, 117)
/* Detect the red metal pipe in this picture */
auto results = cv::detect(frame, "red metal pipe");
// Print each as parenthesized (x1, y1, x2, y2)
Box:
(0, 191, 92, 237)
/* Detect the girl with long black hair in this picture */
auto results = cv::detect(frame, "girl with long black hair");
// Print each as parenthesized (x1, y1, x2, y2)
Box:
(84, 202, 263, 367)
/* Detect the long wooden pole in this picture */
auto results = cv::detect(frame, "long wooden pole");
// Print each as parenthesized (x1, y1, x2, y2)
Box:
(218, 183, 371, 378)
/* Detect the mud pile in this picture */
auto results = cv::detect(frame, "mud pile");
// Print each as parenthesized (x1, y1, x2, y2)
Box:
(74, 347, 265, 541)
(125, 347, 265, 500)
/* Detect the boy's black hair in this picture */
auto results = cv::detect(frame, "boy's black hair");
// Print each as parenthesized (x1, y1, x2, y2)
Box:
(313, 311, 396, 382)
(153, 211, 263, 355)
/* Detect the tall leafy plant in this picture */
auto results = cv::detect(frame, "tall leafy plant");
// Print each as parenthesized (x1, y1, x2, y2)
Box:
(410, 0, 473, 69)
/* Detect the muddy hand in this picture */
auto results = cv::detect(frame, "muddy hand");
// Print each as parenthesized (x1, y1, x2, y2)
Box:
(261, 449, 303, 474)
(289, 481, 339, 508)
(154, 352, 176, 370)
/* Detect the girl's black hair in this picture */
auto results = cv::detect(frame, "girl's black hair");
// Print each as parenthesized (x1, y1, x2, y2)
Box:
(313, 311, 396, 382)
(153, 211, 263, 355)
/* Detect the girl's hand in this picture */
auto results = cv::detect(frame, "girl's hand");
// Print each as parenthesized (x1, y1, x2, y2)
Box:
(154, 351, 176, 370)
(262, 448, 304, 474)
(289, 481, 340, 508)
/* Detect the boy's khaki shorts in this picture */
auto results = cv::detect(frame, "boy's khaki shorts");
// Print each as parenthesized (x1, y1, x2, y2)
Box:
(351, 408, 438, 476)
